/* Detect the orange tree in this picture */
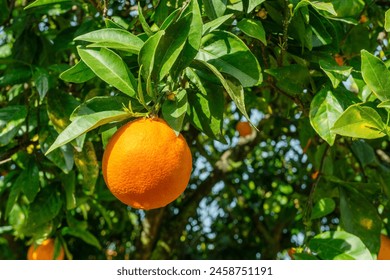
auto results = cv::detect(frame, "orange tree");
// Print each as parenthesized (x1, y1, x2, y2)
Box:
(1, 0, 390, 260)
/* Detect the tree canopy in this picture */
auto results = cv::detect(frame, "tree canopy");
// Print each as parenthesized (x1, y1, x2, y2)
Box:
(1, 0, 390, 260)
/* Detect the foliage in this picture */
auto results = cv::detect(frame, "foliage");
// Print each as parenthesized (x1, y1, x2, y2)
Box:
(1, 0, 390, 260)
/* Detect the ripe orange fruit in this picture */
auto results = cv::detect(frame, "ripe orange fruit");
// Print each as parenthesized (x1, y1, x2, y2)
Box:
(27, 239, 64, 260)
(334, 54, 344, 66)
(102, 117, 192, 210)
(236, 121, 252, 137)
(378, 234, 390, 260)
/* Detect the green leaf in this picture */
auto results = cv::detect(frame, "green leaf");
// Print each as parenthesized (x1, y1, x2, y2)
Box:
(186, 68, 225, 141)
(203, 14, 233, 35)
(203, 0, 227, 20)
(70, 96, 141, 119)
(153, 10, 192, 81)
(350, 140, 377, 168)
(170, 0, 203, 79)
(319, 60, 352, 88)
(33, 67, 50, 100)
(385, 9, 390, 32)
(21, 187, 62, 233)
(162, 89, 188, 135)
(138, 2, 154, 37)
(61, 227, 102, 250)
(265, 64, 310, 95)
(197, 30, 262, 87)
(139, 30, 165, 87)
(310, 87, 358, 145)
(309, 231, 373, 260)
(74, 141, 99, 193)
(294, 0, 337, 16)
(378, 100, 390, 109)
(339, 186, 381, 254)
(193, 60, 251, 126)
(0, 105, 27, 146)
(331, 104, 387, 139)
(25, 0, 71, 9)
(311, 198, 336, 220)
(78, 47, 136, 97)
(21, 161, 40, 203)
(246, 0, 266, 13)
(361, 50, 390, 101)
(237, 18, 266, 45)
(59, 60, 95, 84)
(60, 172, 76, 210)
(45, 110, 131, 155)
(74, 28, 144, 54)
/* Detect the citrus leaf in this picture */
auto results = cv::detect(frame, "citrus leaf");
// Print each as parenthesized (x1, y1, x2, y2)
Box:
(247, 0, 266, 13)
(311, 198, 336, 220)
(294, 0, 337, 16)
(137, 2, 154, 37)
(60, 172, 76, 210)
(339, 186, 381, 254)
(139, 30, 164, 86)
(25, 0, 71, 9)
(361, 50, 390, 101)
(319, 60, 352, 88)
(0, 105, 27, 146)
(78, 47, 137, 97)
(74, 141, 99, 194)
(237, 18, 266, 45)
(45, 110, 131, 155)
(186, 67, 225, 142)
(61, 227, 102, 250)
(197, 30, 262, 87)
(309, 231, 373, 260)
(193, 59, 251, 126)
(385, 9, 390, 32)
(203, 14, 233, 35)
(60, 60, 95, 84)
(170, 0, 203, 79)
(162, 90, 188, 135)
(203, 0, 227, 20)
(309, 87, 358, 145)
(331, 104, 387, 139)
(75, 28, 144, 54)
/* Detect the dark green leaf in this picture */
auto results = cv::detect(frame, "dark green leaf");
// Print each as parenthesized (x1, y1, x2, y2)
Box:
(339, 186, 381, 254)
(186, 68, 225, 141)
(60, 172, 76, 210)
(193, 60, 251, 126)
(311, 198, 336, 220)
(350, 140, 377, 168)
(197, 30, 262, 87)
(203, 0, 227, 20)
(137, 2, 154, 37)
(361, 50, 390, 101)
(265, 64, 310, 95)
(21, 187, 62, 233)
(61, 227, 102, 250)
(294, 0, 337, 16)
(60, 60, 95, 84)
(309, 231, 373, 260)
(0, 105, 27, 146)
(21, 161, 40, 203)
(33, 67, 50, 100)
(78, 47, 137, 97)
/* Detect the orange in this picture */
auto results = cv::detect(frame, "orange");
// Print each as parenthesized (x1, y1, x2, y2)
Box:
(334, 54, 344, 66)
(102, 117, 192, 210)
(236, 121, 252, 137)
(378, 234, 390, 260)
(27, 239, 64, 260)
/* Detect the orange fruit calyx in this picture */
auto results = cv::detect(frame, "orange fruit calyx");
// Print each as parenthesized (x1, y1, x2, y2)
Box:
(27, 238, 65, 260)
(102, 117, 193, 210)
